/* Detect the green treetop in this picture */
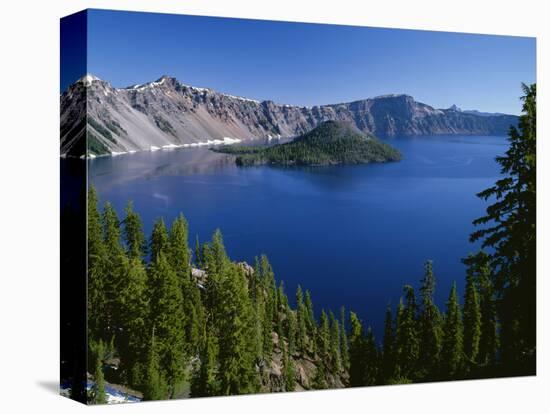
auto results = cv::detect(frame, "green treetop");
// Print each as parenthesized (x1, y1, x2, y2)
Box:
(149, 218, 169, 264)
(418, 261, 442, 379)
(469, 83, 536, 372)
(441, 282, 463, 379)
(123, 201, 146, 260)
(463, 266, 482, 366)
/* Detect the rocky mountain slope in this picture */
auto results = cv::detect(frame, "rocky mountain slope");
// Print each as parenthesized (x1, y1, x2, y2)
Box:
(60, 74, 518, 157)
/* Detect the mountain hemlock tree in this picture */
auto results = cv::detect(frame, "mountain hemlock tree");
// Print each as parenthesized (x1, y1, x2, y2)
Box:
(418, 261, 442, 380)
(282, 345, 296, 391)
(469, 83, 536, 374)
(168, 214, 200, 355)
(395, 286, 419, 380)
(87, 187, 107, 340)
(258, 255, 276, 360)
(318, 310, 330, 359)
(143, 329, 168, 401)
(274, 281, 286, 339)
(150, 218, 169, 264)
(194, 234, 202, 268)
(216, 262, 259, 395)
(117, 257, 149, 387)
(168, 214, 191, 287)
(381, 303, 396, 382)
(441, 282, 463, 379)
(295, 285, 308, 354)
(286, 306, 297, 356)
(148, 253, 187, 396)
(191, 333, 219, 397)
(463, 251, 499, 368)
(123, 201, 146, 261)
(339, 306, 350, 371)
(248, 260, 267, 369)
(311, 360, 328, 390)
(463, 266, 482, 367)
(364, 327, 379, 385)
(304, 290, 317, 352)
(348, 311, 366, 387)
(328, 311, 342, 372)
(101, 202, 127, 340)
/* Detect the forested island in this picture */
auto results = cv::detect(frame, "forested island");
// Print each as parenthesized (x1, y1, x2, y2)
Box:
(78, 85, 535, 403)
(213, 121, 402, 166)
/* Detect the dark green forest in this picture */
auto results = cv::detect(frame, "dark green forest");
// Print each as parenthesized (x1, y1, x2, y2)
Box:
(85, 85, 535, 403)
(213, 120, 402, 166)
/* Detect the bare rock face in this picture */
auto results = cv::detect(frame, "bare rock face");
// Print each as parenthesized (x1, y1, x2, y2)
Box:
(262, 333, 348, 393)
(187, 262, 349, 393)
(60, 74, 518, 157)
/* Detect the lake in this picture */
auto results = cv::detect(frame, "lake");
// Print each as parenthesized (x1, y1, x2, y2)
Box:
(88, 135, 507, 336)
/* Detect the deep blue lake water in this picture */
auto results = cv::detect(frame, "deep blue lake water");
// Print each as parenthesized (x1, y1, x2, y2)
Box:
(89, 135, 507, 336)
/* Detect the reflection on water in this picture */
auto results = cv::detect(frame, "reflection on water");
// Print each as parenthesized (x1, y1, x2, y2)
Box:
(89, 148, 237, 191)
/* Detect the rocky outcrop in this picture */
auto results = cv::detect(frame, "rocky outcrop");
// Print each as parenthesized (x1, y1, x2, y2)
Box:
(60, 74, 518, 157)
(263, 332, 347, 393)
(190, 262, 348, 392)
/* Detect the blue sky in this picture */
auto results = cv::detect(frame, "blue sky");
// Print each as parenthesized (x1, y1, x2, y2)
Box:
(62, 9, 536, 114)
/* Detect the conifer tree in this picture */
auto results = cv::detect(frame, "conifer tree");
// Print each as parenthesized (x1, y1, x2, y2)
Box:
(216, 263, 258, 395)
(418, 261, 442, 379)
(339, 306, 350, 371)
(258, 255, 276, 359)
(395, 286, 419, 380)
(348, 311, 366, 387)
(191, 333, 219, 397)
(274, 281, 287, 339)
(295, 285, 308, 354)
(249, 258, 269, 368)
(441, 282, 463, 379)
(148, 253, 186, 395)
(87, 187, 107, 340)
(209, 229, 228, 275)
(101, 202, 126, 339)
(463, 251, 498, 367)
(318, 310, 330, 358)
(123, 201, 146, 260)
(194, 234, 202, 268)
(311, 360, 328, 390)
(282, 345, 296, 391)
(381, 303, 396, 382)
(305, 290, 316, 330)
(117, 257, 149, 386)
(202, 231, 228, 332)
(469, 84, 536, 373)
(143, 329, 168, 401)
(168, 214, 191, 284)
(87, 186, 104, 264)
(168, 214, 198, 355)
(150, 218, 169, 263)
(186, 304, 202, 355)
(463, 268, 482, 366)
(329, 311, 341, 371)
(364, 327, 379, 385)
(286, 306, 297, 355)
